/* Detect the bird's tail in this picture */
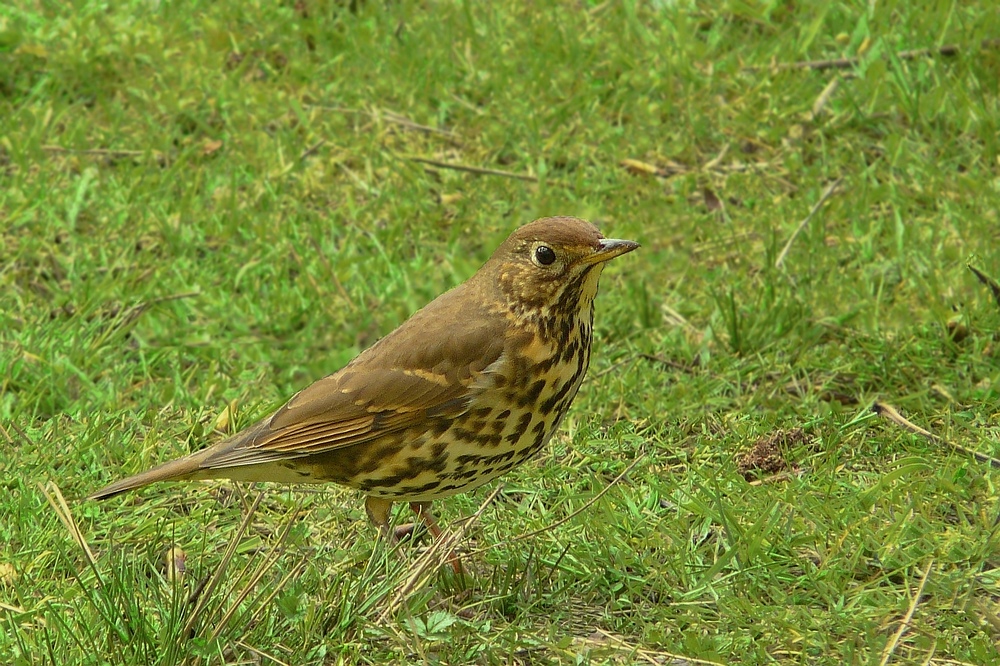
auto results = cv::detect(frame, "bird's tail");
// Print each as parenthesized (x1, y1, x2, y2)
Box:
(89, 451, 211, 500)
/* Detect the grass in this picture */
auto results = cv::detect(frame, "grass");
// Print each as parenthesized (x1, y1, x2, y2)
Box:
(2, 0, 1000, 663)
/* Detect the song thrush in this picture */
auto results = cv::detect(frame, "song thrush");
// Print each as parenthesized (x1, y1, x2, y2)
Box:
(91, 216, 638, 564)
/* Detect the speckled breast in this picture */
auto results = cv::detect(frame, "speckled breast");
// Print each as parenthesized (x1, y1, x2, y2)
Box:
(330, 310, 595, 502)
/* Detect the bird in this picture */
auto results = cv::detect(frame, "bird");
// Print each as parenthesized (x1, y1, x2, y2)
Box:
(91, 216, 639, 568)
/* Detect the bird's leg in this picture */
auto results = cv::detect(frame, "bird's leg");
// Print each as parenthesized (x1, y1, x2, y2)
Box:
(408, 501, 444, 539)
(365, 496, 395, 539)
(409, 501, 463, 575)
(364, 497, 462, 573)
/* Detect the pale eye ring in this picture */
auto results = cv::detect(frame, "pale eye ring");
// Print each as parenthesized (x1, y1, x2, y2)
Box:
(534, 245, 556, 266)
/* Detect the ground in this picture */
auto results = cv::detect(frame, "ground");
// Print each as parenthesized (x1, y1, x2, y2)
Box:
(2, 1, 1000, 664)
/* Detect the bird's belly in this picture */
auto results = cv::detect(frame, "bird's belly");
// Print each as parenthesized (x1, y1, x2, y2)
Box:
(307, 356, 588, 502)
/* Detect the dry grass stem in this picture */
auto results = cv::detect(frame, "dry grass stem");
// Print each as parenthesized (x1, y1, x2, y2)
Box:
(775, 178, 843, 268)
(379, 485, 505, 621)
(592, 628, 727, 666)
(873, 401, 1000, 468)
(750, 38, 1000, 71)
(491, 454, 645, 548)
(878, 559, 934, 666)
(41, 145, 146, 158)
(41, 482, 97, 569)
(180, 492, 265, 643)
(405, 156, 540, 182)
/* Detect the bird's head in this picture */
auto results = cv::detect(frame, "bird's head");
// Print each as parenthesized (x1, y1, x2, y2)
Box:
(482, 216, 639, 321)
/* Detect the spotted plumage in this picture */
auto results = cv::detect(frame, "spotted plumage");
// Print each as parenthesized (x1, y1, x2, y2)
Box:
(91, 216, 639, 567)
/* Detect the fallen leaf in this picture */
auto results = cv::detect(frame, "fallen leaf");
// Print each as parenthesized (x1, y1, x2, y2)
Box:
(160, 546, 187, 584)
(620, 158, 663, 177)
(214, 398, 238, 432)
(0, 562, 16, 586)
(202, 139, 223, 156)
(702, 186, 722, 212)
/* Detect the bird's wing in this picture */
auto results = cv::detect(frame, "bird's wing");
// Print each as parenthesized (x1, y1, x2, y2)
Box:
(199, 292, 509, 469)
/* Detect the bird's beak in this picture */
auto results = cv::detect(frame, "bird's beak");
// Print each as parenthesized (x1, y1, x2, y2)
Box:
(580, 238, 640, 266)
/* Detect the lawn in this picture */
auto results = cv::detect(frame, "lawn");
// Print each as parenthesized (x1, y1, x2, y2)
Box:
(3, 0, 1000, 663)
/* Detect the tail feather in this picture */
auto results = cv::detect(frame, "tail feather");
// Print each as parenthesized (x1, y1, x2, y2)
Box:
(90, 419, 279, 500)
(89, 452, 209, 500)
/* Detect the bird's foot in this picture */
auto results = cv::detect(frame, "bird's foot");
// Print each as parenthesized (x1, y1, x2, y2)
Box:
(392, 522, 422, 542)
(408, 501, 463, 575)
(366, 497, 464, 574)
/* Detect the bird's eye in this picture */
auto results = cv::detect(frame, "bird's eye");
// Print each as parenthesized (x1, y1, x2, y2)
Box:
(534, 245, 556, 266)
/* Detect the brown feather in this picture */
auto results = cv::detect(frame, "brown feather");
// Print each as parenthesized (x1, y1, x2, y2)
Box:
(88, 449, 215, 499)
(89, 281, 507, 496)
(89, 216, 638, 515)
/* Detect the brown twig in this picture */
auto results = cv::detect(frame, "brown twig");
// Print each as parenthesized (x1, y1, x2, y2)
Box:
(406, 156, 540, 183)
(968, 264, 1000, 310)
(154, 291, 200, 304)
(276, 139, 328, 179)
(0, 422, 15, 446)
(775, 178, 843, 269)
(587, 355, 636, 382)
(297, 138, 326, 163)
(88, 291, 201, 351)
(639, 353, 696, 373)
(312, 105, 458, 139)
(754, 38, 1000, 71)
(42, 145, 146, 158)
(872, 401, 1000, 469)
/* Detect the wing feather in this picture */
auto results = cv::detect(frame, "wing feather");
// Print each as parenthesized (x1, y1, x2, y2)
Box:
(195, 287, 509, 472)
